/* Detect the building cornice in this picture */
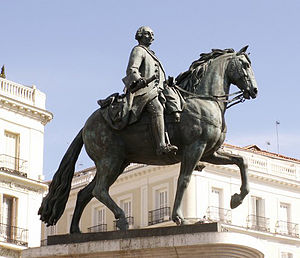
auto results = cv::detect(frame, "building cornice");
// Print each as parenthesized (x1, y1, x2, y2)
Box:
(0, 170, 48, 193)
(0, 94, 53, 125)
(222, 223, 300, 245)
(223, 143, 300, 164)
(203, 163, 300, 189)
(70, 160, 300, 191)
(70, 164, 178, 190)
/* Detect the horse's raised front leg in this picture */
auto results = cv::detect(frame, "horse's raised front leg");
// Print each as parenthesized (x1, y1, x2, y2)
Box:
(203, 149, 249, 209)
(70, 178, 96, 234)
(172, 141, 206, 225)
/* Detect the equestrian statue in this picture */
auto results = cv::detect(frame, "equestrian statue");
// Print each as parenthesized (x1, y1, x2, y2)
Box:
(39, 26, 258, 233)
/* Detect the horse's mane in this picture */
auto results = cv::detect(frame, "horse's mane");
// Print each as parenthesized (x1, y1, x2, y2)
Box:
(176, 48, 235, 93)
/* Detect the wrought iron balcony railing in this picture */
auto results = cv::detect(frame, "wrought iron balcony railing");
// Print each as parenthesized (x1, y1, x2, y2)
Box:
(0, 223, 28, 246)
(114, 216, 134, 230)
(247, 214, 270, 232)
(148, 207, 171, 226)
(0, 154, 28, 177)
(206, 206, 232, 224)
(275, 220, 299, 237)
(88, 224, 107, 233)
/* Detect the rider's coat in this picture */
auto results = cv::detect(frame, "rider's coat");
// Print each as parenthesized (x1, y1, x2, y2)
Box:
(123, 45, 184, 122)
(123, 45, 165, 97)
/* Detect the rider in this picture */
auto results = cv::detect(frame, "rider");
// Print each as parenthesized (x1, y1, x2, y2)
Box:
(123, 26, 179, 155)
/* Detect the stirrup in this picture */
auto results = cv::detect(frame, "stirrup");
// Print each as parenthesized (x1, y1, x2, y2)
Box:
(157, 144, 178, 155)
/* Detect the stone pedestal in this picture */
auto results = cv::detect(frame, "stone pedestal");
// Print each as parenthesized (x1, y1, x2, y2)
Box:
(22, 223, 264, 258)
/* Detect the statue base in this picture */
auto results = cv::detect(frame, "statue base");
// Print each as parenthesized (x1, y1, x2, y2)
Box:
(22, 223, 264, 258)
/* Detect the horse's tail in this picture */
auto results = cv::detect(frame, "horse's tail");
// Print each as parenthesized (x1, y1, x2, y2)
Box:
(38, 128, 84, 226)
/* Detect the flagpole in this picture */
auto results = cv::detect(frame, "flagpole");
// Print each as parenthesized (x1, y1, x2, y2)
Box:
(275, 121, 280, 154)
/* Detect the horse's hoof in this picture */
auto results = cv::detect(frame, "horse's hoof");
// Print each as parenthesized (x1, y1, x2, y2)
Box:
(172, 216, 182, 225)
(116, 218, 129, 231)
(173, 216, 189, 226)
(230, 193, 243, 209)
(181, 219, 191, 226)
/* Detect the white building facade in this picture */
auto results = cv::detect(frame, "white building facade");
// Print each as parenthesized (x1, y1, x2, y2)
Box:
(0, 76, 52, 257)
(43, 144, 300, 258)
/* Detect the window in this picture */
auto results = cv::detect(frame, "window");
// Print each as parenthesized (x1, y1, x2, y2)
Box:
(211, 188, 221, 208)
(4, 131, 20, 170)
(149, 185, 170, 225)
(278, 203, 291, 234)
(249, 196, 269, 231)
(156, 189, 168, 209)
(279, 203, 290, 221)
(93, 207, 106, 226)
(120, 199, 132, 218)
(154, 188, 169, 221)
(209, 188, 222, 221)
(89, 207, 107, 232)
(251, 196, 265, 217)
(2, 195, 18, 241)
(118, 197, 134, 229)
(281, 252, 293, 258)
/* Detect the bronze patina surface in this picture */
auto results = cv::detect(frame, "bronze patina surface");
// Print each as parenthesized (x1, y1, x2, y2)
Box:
(39, 27, 258, 233)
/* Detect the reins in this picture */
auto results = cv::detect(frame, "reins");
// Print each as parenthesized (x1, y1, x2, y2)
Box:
(174, 85, 245, 109)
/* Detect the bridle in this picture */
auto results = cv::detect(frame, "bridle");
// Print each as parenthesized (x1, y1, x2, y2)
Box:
(174, 85, 245, 110)
(174, 53, 252, 109)
(227, 54, 253, 100)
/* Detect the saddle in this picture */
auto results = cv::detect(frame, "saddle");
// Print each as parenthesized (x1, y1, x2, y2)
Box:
(98, 93, 131, 130)
(98, 83, 185, 130)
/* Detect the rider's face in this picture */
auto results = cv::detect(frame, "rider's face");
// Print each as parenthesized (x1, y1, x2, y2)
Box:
(140, 29, 154, 47)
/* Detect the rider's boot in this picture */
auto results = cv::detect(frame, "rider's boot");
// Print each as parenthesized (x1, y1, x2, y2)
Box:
(152, 114, 178, 155)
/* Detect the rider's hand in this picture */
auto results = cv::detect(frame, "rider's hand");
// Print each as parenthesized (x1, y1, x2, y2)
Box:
(137, 78, 146, 88)
(166, 76, 175, 87)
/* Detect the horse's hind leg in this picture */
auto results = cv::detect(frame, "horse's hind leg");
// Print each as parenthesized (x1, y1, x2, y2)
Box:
(172, 141, 206, 225)
(92, 160, 129, 231)
(70, 178, 96, 234)
(203, 149, 249, 209)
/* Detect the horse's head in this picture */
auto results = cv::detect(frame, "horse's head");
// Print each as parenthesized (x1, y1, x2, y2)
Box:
(228, 46, 258, 99)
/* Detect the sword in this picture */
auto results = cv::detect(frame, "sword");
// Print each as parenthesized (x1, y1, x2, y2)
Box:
(129, 74, 158, 93)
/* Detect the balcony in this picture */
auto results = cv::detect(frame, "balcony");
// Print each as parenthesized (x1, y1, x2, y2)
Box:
(0, 223, 28, 246)
(206, 206, 232, 224)
(0, 77, 48, 110)
(275, 220, 299, 237)
(0, 154, 28, 177)
(88, 224, 107, 233)
(148, 207, 171, 226)
(247, 214, 270, 232)
(114, 216, 134, 230)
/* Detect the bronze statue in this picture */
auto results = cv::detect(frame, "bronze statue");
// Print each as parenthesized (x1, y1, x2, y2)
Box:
(100, 26, 184, 154)
(0, 65, 6, 79)
(38, 28, 258, 232)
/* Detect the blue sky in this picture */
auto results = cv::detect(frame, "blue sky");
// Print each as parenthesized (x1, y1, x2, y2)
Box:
(1, 1, 300, 179)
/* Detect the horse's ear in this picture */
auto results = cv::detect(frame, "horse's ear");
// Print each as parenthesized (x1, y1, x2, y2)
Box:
(237, 45, 249, 55)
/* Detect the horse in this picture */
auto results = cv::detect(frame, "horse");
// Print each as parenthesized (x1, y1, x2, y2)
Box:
(38, 46, 258, 233)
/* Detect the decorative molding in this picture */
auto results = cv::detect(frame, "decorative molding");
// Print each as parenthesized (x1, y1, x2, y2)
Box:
(0, 95, 53, 125)
(0, 171, 48, 194)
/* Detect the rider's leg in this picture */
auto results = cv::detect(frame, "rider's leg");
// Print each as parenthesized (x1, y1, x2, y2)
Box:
(161, 85, 185, 122)
(146, 97, 178, 155)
